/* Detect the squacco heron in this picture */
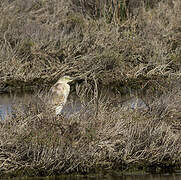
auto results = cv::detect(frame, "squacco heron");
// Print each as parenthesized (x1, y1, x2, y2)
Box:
(49, 76, 74, 115)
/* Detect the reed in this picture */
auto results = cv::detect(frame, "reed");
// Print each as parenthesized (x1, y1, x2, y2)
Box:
(0, 89, 181, 177)
(0, 0, 180, 95)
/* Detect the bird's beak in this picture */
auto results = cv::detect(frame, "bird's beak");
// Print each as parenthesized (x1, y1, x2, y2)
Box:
(71, 77, 76, 81)
(68, 77, 75, 83)
(72, 76, 83, 81)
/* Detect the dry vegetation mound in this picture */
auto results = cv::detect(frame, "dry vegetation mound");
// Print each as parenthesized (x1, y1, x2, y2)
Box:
(0, 90, 181, 177)
(0, 0, 180, 95)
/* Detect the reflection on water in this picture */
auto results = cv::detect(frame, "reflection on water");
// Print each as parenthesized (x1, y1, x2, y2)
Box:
(0, 92, 149, 121)
(0, 93, 33, 120)
(0, 93, 84, 120)
(0, 103, 12, 120)
(61, 100, 83, 118)
(11, 173, 181, 180)
(0, 94, 13, 120)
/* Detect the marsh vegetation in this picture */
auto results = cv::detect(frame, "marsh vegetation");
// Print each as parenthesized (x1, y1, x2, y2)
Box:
(0, 0, 181, 178)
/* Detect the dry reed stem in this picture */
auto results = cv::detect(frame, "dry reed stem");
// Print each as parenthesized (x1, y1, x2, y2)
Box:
(0, 89, 181, 177)
(0, 0, 180, 95)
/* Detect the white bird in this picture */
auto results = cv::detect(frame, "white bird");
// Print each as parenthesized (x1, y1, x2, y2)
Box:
(49, 76, 74, 115)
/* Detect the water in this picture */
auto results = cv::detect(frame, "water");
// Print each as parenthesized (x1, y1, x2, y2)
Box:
(9, 173, 181, 180)
(0, 94, 13, 120)
(0, 93, 149, 120)
(121, 97, 149, 111)
(0, 93, 32, 120)
(0, 103, 12, 120)
(0, 93, 84, 120)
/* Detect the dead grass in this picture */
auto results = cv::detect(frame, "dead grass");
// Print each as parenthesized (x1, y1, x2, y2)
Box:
(0, 0, 180, 95)
(0, 0, 181, 177)
(0, 89, 181, 177)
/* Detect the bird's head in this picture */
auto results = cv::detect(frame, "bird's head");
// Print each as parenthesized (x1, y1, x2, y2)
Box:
(57, 76, 74, 84)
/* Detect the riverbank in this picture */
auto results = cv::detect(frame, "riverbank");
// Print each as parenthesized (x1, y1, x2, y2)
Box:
(0, 0, 181, 178)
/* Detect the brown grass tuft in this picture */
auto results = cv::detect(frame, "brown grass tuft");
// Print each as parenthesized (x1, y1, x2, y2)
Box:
(0, 89, 181, 177)
(0, 0, 180, 95)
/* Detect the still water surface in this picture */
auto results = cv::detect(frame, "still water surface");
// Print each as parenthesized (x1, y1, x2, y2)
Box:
(0, 93, 83, 120)
(0, 93, 148, 120)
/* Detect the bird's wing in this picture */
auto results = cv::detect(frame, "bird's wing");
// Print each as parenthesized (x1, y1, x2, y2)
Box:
(49, 83, 66, 105)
